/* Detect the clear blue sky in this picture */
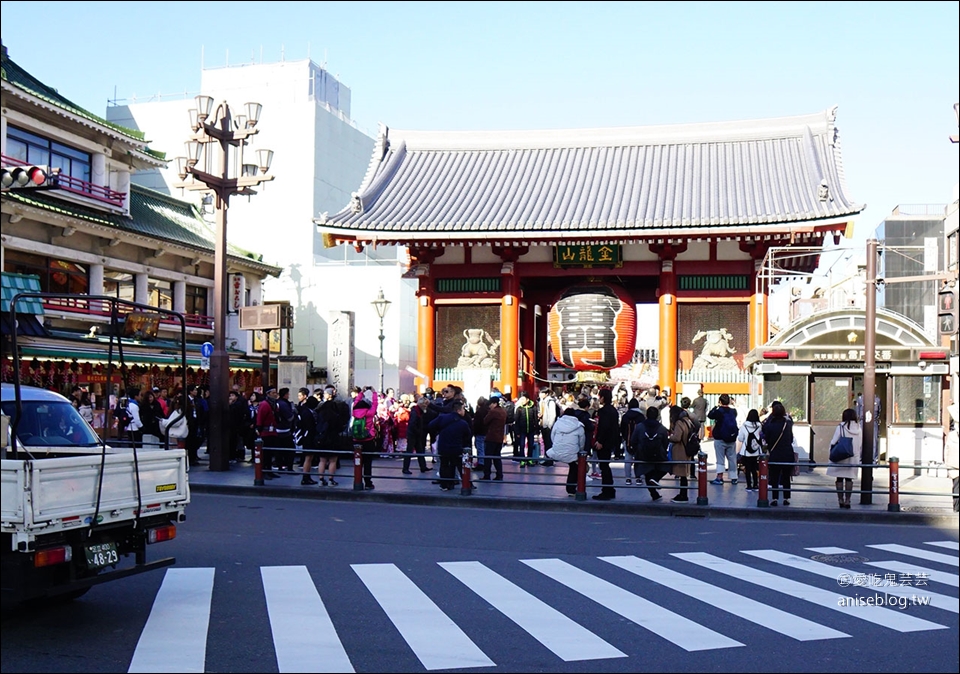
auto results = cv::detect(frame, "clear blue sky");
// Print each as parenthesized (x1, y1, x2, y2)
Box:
(2, 1, 957, 250)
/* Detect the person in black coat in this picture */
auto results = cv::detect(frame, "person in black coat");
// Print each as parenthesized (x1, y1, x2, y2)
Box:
(591, 387, 620, 501)
(761, 400, 795, 506)
(227, 390, 251, 461)
(427, 400, 473, 491)
(630, 406, 670, 501)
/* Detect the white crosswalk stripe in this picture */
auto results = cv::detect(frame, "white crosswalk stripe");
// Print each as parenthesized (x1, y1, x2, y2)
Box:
(521, 558, 740, 652)
(925, 541, 960, 551)
(441, 560, 626, 661)
(128, 567, 215, 674)
(599, 555, 848, 642)
(672, 552, 947, 633)
(127, 542, 958, 672)
(865, 560, 959, 588)
(262, 566, 354, 673)
(866, 544, 959, 567)
(353, 563, 494, 671)
(742, 550, 959, 614)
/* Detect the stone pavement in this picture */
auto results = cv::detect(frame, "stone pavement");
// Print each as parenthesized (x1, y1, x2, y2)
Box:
(185, 439, 959, 526)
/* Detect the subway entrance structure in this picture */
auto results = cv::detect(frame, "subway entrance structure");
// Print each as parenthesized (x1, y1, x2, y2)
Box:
(316, 107, 863, 404)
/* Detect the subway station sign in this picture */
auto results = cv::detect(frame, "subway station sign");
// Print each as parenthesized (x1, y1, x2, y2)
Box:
(553, 244, 622, 269)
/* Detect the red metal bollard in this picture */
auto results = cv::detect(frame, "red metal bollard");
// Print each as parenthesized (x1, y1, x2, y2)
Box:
(576, 450, 587, 501)
(697, 451, 709, 505)
(461, 449, 473, 495)
(888, 456, 900, 512)
(353, 443, 364, 491)
(253, 437, 264, 486)
(757, 453, 769, 507)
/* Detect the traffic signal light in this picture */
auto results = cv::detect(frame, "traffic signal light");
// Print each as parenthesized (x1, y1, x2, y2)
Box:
(938, 283, 957, 337)
(1, 165, 60, 190)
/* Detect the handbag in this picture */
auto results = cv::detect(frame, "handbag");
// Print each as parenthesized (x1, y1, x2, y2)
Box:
(829, 426, 855, 463)
(159, 414, 189, 440)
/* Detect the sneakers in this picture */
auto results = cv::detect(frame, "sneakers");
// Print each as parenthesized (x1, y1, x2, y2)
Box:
(329, 479, 338, 486)
(625, 478, 632, 485)
(770, 499, 778, 506)
(782, 499, 790, 506)
(651, 493, 663, 502)
(364, 482, 375, 491)
(401, 469, 413, 475)
(589, 471, 602, 480)
(592, 492, 616, 501)
(710, 477, 724, 485)
(646, 479, 660, 487)
(731, 479, 738, 485)
(671, 494, 689, 503)
(301, 475, 317, 485)
(439, 486, 452, 491)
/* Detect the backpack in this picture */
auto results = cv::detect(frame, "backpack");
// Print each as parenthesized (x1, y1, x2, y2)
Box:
(684, 418, 702, 457)
(502, 399, 516, 424)
(350, 415, 370, 440)
(714, 409, 738, 442)
(744, 427, 763, 455)
(114, 400, 132, 428)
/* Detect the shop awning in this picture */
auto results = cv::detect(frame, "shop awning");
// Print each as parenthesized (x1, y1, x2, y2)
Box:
(16, 343, 266, 370)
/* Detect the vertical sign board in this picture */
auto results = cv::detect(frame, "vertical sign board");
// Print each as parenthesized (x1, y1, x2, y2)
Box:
(278, 356, 308, 392)
(328, 311, 355, 395)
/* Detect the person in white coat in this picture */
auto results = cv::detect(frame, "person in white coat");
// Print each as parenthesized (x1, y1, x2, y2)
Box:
(827, 408, 861, 509)
(546, 405, 586, 496)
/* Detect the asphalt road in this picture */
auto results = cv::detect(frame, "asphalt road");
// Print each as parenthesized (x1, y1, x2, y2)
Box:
(2, 492, 958, 673)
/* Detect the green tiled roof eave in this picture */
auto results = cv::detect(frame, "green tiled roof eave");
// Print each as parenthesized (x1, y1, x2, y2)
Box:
(1, 54, 146, 142)
(1, 272, 45, 314)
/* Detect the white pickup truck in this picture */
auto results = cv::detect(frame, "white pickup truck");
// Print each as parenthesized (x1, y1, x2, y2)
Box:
(1, 382, 190, 608)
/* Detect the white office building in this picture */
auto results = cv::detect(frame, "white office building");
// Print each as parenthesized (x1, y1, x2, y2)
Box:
(107, 58, 418, 393)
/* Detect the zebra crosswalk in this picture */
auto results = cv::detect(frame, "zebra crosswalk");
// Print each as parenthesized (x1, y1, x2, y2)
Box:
(128, 540, 959, 673)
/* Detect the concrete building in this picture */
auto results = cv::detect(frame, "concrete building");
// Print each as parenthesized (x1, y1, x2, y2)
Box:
(107, 58, 417, 393)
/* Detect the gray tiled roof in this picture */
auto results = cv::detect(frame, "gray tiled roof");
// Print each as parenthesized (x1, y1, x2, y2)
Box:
(317, 107, 863, 242)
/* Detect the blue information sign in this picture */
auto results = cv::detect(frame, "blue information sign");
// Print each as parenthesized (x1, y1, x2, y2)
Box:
(200, 341, 214, 358)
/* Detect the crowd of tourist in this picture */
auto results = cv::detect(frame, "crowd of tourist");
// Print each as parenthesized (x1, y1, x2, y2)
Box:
(69, 379, 825, 503)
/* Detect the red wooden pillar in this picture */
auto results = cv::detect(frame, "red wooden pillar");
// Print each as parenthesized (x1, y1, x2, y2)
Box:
(416, 277, 435, 393)
(520, 302, 535, 396)
(658, 260, 678, 399)
(501, 267, 520, 397)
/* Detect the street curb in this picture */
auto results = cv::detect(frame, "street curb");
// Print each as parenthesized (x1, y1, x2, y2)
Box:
(189, 482, 960, 527)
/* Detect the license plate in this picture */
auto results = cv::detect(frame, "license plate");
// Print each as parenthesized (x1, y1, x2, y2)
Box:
(84, 541, 119, 569)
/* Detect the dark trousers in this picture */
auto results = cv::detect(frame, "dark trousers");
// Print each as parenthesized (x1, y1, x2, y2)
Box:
(596, 444, 615, 496)
(403, 443, 429, 473)
(675, 460, 695, 500)
(186, 433, 203, 464)
(768, 464, 792, 500)
(741, 456, 759, 489)
(482, 440, 504, 479)
(439, 453, 459, 488)
(358, 439, 376, 485)
(646, 469, 667, 498)
(516, 431, 539, 459)
(541, 426, 553, 452)
(565, 460, 579, 494)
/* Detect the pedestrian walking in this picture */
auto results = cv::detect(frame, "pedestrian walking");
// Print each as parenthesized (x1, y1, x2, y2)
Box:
(591, 387, 619, 501)
(630, 405, 669, 501)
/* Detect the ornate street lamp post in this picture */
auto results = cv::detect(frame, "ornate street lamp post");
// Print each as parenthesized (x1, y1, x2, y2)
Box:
(371, 288, 391, 393)
(175, 96, 274, 471)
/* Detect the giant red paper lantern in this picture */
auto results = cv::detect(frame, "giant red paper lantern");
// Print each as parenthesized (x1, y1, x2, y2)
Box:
(548, 283, 637, 371)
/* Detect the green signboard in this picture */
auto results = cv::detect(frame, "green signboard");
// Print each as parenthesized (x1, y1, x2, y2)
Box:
(553, 244, 622, 269)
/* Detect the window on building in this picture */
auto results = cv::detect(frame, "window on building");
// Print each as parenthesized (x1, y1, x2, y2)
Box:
(7, 125, 92, 187)
(4, 250, 88, 294)
(148, 278, 173, 311)
(104, 270, 135, 303)
(185, 284, 208, 317)
(892, 376, 941, 424)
